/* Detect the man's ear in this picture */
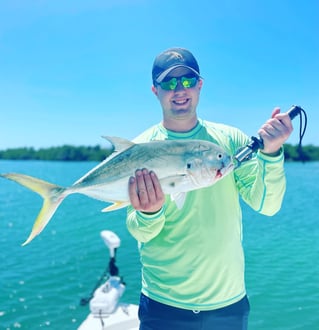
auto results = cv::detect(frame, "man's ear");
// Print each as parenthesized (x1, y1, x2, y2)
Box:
(198, 78, 203, 90)
(152, 85, 158, 96)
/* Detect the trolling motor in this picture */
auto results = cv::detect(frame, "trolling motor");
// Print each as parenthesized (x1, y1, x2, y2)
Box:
(234, 105, 308, 166)
(80, 231, 126, 318)
(89, 231, 126, 317)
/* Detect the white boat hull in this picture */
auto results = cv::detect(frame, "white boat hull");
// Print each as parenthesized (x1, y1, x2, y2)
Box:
(78, 303, 139, 330)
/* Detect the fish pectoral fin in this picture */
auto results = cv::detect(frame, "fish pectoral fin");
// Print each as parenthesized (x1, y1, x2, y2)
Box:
(171, 192, 187, 209)
(101, 201, 130, 212)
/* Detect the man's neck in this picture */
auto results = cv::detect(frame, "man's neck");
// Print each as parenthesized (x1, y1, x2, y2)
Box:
(162, 117, 198, 133)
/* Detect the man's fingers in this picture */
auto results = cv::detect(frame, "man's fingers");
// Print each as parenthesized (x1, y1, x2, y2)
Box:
(128, 169, 165, 212)
(271, 107, 281, 118)
(128, 176, 140, 208)
(150, 171, 164, 202)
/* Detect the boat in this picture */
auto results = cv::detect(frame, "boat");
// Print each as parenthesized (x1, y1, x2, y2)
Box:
(78, 230, 139, 330)
(78, 304, 139, 330)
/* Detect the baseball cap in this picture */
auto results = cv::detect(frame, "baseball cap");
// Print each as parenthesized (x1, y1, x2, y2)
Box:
(152, 47, 200, 84)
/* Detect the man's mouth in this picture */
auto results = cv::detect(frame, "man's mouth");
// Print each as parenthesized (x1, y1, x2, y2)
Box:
(172, 98, 190, 106)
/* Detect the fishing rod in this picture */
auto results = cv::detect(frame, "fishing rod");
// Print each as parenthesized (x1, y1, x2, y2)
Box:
(234, 105, 308, 166)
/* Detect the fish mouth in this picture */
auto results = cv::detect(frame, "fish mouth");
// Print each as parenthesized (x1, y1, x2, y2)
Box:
(216, 162, 235, 179)
(216, 169, 223, 179)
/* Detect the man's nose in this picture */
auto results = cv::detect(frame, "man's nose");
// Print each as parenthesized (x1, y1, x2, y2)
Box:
(174, 81, 185, 91)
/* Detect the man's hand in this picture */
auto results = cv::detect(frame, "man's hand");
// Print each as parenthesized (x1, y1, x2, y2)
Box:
(128, 169, 165, 213)
(258, 107, 293, 155)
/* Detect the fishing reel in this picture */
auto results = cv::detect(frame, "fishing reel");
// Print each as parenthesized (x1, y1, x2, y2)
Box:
(234, 105, 308, 166)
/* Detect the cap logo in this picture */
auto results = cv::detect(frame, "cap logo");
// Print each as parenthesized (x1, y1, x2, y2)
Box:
(168, 51, 184, 61)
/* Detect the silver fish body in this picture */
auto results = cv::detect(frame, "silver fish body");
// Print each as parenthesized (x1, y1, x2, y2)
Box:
(0, 137, 234, 245)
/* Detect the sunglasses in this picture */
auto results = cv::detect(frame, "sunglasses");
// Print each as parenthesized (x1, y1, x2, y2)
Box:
(158, 75, 199, 91)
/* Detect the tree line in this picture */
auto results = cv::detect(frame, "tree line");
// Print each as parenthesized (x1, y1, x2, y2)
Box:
(0, 143, 318, 162)
(0, 145, 112, 162)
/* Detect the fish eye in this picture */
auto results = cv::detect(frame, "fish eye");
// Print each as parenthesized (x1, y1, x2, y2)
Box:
(187, 163, 192, 169)
(217, 153, 223, 160)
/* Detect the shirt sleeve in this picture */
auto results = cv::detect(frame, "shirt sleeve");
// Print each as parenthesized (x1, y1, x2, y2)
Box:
(126, 206, 166, 243)
(234, 148, 286, 216)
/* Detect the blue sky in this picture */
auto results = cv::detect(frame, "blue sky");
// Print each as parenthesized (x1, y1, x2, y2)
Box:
(0, 0, 318, 150)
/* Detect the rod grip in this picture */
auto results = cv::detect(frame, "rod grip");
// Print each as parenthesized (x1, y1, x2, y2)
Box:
(234, 105, 303, 164)
(287, 105, 302, 120)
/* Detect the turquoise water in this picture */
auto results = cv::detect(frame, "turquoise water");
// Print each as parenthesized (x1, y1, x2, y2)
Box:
(0, 160, 318, 330)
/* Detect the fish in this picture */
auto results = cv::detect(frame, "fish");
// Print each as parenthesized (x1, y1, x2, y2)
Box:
(0, 136, 234, 245)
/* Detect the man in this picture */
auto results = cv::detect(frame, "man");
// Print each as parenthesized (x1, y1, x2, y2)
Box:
(126, 47, 293, 329)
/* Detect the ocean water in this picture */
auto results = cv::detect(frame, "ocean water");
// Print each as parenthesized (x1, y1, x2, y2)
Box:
(0, 160, 318, 330)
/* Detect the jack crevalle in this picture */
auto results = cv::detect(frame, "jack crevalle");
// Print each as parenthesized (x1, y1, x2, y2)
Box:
(1, 137, 234, 245)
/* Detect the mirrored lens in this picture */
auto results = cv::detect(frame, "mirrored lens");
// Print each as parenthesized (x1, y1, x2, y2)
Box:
(160, 78, 178, 90)
(181, 76, 197, 89)
(159, 76, 198, 91)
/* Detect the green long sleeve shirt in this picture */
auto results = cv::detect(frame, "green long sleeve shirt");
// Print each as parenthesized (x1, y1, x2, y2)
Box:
(126, 119, 286, 311)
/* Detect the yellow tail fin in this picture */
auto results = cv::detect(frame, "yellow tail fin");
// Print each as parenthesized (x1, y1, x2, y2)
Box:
(1, 173, 66, 246)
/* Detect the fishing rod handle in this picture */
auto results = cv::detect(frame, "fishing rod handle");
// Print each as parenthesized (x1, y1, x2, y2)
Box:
(234, 105, 303, 164)
(287, 105, 303, 120)
(250, 105, 302, 150)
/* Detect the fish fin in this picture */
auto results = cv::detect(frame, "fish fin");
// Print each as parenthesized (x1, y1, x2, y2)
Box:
(101, 201, 129, 212)
(102, 136, 135, 152)
(0, 173, 66, 246)
(171, 192, 187, 209)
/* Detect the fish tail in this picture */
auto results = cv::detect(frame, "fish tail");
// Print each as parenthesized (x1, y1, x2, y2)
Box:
(1, 173, 66, 246)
